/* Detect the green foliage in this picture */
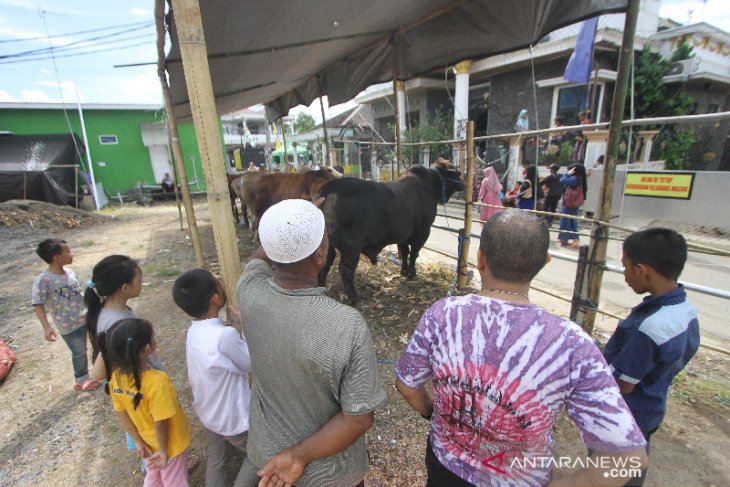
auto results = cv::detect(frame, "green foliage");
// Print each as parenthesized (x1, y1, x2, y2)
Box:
(628, 45, 695, 119)
(402, 109, 453, 163)
(293, 112, 315, 133)
(539, 141, 574, 166)
(628, 42, 696, 169)
(670, 39, 694, 62)
(657, 129, 695, 170)
(631, 47, 669, 118)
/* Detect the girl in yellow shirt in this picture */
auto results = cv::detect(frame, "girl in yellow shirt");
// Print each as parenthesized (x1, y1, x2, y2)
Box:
(100, 318, 191, 487)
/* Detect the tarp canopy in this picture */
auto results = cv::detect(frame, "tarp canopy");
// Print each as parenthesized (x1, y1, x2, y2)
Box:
(166, 0, 628, 122)
(0, 134, 82, 206)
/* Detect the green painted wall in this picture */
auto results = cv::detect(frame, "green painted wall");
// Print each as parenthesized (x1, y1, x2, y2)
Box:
(0, 107, 208, 195)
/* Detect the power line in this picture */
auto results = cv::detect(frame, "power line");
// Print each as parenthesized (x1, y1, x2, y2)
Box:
(0, 24, 154, 60)
(0, 38, 155, 64)
(0, 20, 153, 44)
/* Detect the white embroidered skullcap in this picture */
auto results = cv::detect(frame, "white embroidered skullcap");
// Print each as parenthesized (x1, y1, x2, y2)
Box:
(258, 199, 325, 264)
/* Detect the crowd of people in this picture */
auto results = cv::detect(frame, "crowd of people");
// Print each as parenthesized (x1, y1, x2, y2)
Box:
(32, 177, 699, 485)
(477, 160, 589, 248)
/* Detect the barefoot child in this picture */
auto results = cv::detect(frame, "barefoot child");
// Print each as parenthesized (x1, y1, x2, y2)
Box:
(99, 318, 191, 486)
(32, 238, 98, 391)
(173, 269, 251, 486)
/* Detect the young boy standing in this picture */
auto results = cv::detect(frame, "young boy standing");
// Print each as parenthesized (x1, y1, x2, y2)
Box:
(173, 269, 251, 487)
(32, 238, 98, 391)
(604, 228, 700, 486)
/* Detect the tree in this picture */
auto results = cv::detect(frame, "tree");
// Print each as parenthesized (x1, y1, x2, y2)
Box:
(402, 109, 453, 164)
(627, 42, 696, 169)
(293, 112, 315, 133)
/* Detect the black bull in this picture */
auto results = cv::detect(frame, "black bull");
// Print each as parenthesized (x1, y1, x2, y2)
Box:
(318, 164, 465, 304)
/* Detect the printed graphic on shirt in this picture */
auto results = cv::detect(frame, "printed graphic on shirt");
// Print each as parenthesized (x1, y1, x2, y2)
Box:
(31, 270, 85, 334)
(431, 363, 551, 481)
(397, 295, 645, 486)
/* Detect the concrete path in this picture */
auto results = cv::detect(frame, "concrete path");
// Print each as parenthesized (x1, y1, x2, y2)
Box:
(388, 204, 730, 350)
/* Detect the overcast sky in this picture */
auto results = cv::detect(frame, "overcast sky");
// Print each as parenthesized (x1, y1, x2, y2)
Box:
(0, 0, 727, 120)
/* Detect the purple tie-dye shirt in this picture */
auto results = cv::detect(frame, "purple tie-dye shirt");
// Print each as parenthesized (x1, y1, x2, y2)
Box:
(396, 295, 645, 486)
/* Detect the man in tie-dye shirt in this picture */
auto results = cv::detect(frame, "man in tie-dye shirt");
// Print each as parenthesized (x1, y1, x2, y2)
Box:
(396, 210, 647, 487)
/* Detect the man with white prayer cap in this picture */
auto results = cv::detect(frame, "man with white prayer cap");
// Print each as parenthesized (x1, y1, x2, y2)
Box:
(236, 198, 385, 487)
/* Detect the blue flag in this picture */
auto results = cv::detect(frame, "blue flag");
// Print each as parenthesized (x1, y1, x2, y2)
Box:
(563, 17, 598, 84)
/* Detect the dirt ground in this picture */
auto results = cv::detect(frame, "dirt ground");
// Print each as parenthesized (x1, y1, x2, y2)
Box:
(0, 200, 727, 487)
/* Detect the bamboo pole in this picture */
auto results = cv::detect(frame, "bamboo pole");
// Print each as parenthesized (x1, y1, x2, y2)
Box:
(318, 93, 331, 167)
(155, 0, 204, 267)
(457, 121, 475, 290)
(582, 0, 640, 334)
(74, 166, 79, 208)
(280, 119, 288, 167)
(164, 132, 185, 231)
(391, 44, 403, 175)
(170, 0, 241, 298)
(264, 110, 272, 169)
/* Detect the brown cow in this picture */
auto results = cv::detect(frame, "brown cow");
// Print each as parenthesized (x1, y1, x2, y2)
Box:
(226, 172, 245, 223)
(230, 168, 340, 232)
(230, 171, 263, 229)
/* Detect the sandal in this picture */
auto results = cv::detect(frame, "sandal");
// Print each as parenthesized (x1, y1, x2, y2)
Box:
(74, 379, 101, 392)
(568, 241, 580, 249)
(187, 453, 199, 472)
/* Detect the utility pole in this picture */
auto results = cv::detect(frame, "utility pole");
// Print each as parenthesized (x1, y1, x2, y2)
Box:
(457, 121, 475, 290)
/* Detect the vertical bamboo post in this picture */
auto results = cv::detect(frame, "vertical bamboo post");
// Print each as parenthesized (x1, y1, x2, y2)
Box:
(280, 119, 288, 167)
(391, 43, 403, 175)
(74, 166, 79, 208)
(155, 0, 204, 267)
(264, 110, 272, 169)
(582, 0, 639, 334)
(570, 245, 589, 321)
(457, 121, 475, 290)
(170, 0, 241, 297)
(164, 132, 185, 231)
(318, 93, 331, 167)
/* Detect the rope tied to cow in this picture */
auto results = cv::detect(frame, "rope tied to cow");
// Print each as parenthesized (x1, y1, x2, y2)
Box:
(431, 166, 463, 234)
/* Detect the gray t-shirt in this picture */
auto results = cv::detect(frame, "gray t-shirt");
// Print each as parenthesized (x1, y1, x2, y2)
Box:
(97, 307, 163, 370)
(237, 259, 385, 487)
(97, 307, 136, 334)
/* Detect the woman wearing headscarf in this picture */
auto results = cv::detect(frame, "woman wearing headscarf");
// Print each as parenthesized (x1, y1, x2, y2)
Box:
(514, 109, 529, 132)
(517, 165, 543, 211)
(558, 163, 588, 248)
(478, 166, 503, 222)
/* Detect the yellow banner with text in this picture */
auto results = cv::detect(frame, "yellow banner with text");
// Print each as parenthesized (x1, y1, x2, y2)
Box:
(624, 172, 694, 199)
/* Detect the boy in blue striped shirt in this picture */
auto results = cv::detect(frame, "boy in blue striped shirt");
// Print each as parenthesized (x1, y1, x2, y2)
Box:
(604, 228, 700, 486)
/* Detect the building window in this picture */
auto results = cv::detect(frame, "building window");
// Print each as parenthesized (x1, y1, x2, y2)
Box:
(98, 135, 118, 145)
(554, 84, 603, 125)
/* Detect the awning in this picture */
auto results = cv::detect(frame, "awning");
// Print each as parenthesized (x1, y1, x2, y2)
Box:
(166, 0, 628, 122)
